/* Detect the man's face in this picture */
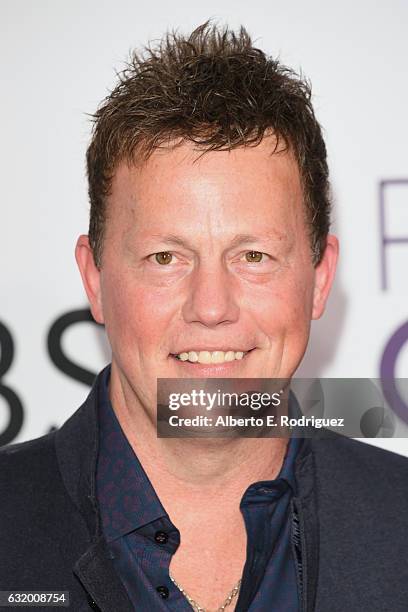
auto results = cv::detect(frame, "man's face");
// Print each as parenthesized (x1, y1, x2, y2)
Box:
(77, 137, 337, 412)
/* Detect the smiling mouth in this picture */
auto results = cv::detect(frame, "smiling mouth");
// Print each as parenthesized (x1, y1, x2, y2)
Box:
(169, 349, 255, 365)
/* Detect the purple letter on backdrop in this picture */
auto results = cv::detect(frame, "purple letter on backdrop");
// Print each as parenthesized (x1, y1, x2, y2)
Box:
(379, 179, 408, 290)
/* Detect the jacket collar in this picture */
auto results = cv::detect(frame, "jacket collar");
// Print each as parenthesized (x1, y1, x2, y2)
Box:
(55, 367, 134, 611)
(55, 369, 103, 539)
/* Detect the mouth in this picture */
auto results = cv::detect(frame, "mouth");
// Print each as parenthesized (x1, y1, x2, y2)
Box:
(168, 348, 256, 372)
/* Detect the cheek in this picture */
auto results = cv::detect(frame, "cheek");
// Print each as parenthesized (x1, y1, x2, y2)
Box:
(100, 272, 176, 356)
(243, 275, 314, 337)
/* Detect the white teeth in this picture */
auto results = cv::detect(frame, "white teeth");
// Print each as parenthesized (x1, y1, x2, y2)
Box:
(211, 351, 224, 364)
(198, 351, 211, 364)
(174, 350, 249, 364)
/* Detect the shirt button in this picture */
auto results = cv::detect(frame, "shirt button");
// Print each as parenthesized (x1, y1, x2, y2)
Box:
(154, 530, 169, 544)
(156, 585, 169, 599)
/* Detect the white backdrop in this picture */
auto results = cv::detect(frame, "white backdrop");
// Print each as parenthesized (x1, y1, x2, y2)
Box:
(1, 0, 407, 453)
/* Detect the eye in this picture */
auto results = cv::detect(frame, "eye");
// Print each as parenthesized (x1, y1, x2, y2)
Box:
(154, 251, 173, 265)
(243, 250, 265, 263)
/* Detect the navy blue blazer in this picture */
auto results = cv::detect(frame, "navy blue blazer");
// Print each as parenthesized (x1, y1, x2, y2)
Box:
(1, 375, 408, 611)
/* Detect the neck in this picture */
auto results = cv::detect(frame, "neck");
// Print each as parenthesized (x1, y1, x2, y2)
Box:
(109, 365, 289, 512)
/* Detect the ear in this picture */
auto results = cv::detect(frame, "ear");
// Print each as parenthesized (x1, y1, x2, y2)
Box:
(75, 235, 105, 324)
(312, 234, 339, 320)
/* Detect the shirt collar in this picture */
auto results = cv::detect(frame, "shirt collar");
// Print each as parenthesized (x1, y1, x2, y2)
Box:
(96, 366, 167, 542)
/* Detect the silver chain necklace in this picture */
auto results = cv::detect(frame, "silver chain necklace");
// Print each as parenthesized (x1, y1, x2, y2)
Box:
(169, 572, 242, 612)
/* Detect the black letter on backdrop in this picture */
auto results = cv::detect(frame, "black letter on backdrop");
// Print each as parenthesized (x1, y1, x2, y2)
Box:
(47, 309, 98, 386)
(0, 321, 24, 446)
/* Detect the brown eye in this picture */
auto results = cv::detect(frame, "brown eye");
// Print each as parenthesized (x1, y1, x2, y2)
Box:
(245, 251, 263, 263)
(155, 251, 173, 265)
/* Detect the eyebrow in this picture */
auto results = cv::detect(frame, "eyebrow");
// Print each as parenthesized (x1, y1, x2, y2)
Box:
(148, 232, 285, 249)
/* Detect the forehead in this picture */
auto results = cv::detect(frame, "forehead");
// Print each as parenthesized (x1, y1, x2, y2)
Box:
(106, 137, 305, 238)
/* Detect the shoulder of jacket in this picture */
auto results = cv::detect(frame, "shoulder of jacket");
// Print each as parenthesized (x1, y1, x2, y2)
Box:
(312, 433, 408, 468)
(310, 434, 408, 501)
(0, 431, 58, 485)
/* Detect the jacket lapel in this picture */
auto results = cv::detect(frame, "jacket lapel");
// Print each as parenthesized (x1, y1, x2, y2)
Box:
(294, 437, 320, 612)
(73, 536, 134, 612)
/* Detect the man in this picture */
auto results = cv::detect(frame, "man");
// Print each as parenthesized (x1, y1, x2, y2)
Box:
(1, 22, 408, 612)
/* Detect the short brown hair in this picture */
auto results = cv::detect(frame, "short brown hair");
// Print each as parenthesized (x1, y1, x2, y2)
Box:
(86, 21, 331, 267)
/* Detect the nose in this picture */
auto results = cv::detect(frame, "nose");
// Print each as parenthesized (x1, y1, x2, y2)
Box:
(181, 261, 240, 328)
